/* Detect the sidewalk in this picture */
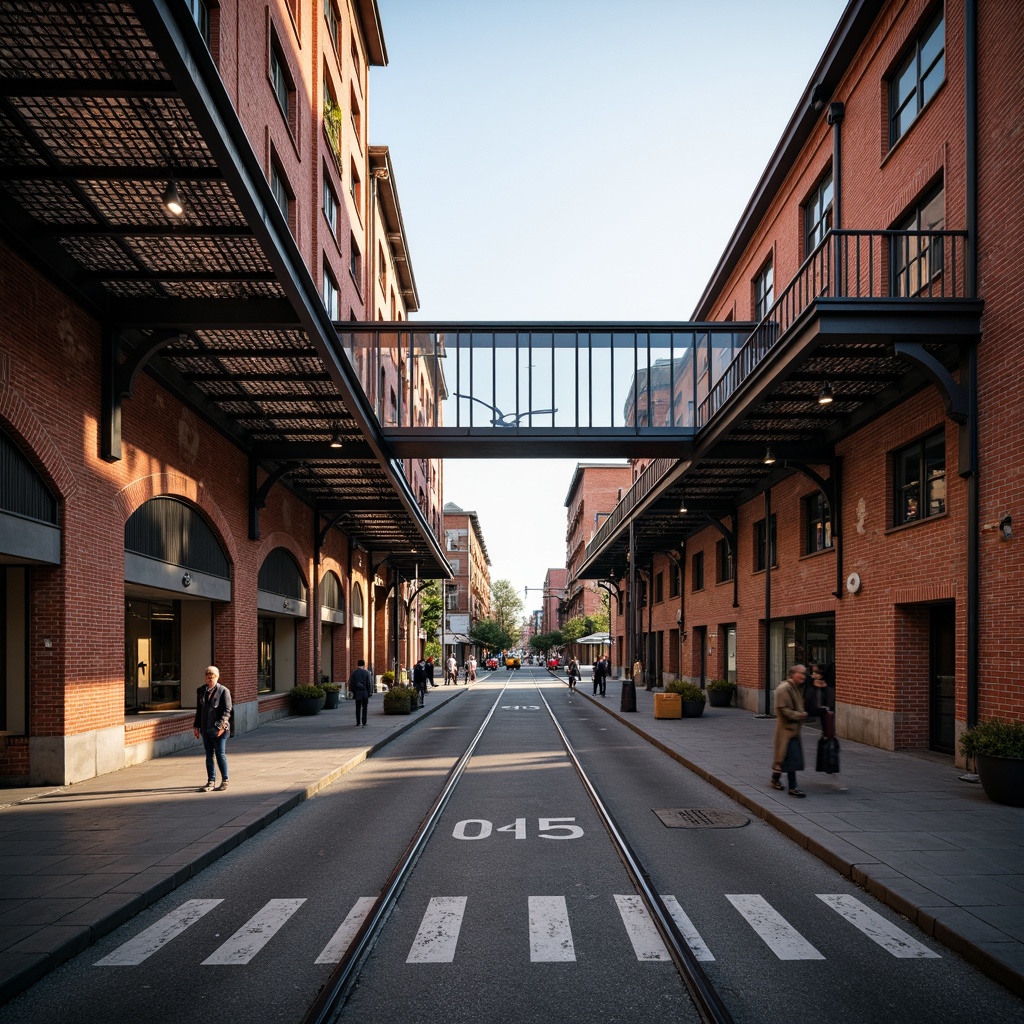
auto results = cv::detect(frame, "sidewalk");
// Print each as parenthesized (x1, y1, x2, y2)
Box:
(1, 677, 1023, 1006)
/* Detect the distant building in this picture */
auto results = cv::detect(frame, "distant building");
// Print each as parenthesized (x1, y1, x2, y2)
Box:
(442, 503, 492, 662)
(542, 568, 567, 634)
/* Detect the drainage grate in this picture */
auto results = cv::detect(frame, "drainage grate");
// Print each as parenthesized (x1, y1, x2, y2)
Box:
(653, 808, 749, 829)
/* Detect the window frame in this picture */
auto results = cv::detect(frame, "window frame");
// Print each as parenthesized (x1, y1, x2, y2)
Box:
(893, 431, 946, 526)
(753, 258, 774, 320)
(269, 32, 295, 130)
(270, 158, 292, 224)
(716, 538, 734, 583)
(322, 262, 340, 320)
(892, 183, 945, 297)
(691, 550, 705, 593)
(324, 0, 340, 54)
(889, 10, 945, 148)
(803, 492, 833, 554)
(754, 515, 778, 573)
(669, 564, 680, 599)
(322, 166, 339, 236)
(804, 171, 834, 257)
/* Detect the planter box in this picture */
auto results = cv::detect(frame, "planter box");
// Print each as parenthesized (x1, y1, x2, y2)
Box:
(654, 693, 682, 719)
(976, 753, 1024, 807)
(323, 690, 341, 710)
(681, 699, 706, 718)
(291, 695, 325, 716)
(708, 688, 734, 708)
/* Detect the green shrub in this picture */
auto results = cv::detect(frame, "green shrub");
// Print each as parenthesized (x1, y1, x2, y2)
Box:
(321, 683, 341, 693)
(383, 686, 412, 714)
(960, 719, 1024, 760)
(381, 670, 396, 688)
(672, 681, 706, 703)
(290, 684, 326, 699)
(707, 678, 735, 692)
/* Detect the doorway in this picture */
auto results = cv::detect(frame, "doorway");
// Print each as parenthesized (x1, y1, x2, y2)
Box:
(929, 603, 955, 754)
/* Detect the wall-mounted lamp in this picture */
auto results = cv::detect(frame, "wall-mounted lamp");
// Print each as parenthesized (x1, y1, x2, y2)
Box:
(818, 381, 834, 405)
(1001, 514, 1013, 540)
(329, 426, 344, 448)
(763, 447, 776, 465)
(162, 177, 184, 217)
(810, 83, 829, 113)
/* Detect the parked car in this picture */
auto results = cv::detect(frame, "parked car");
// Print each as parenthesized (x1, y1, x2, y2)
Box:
(485, 656, 499, 671)
(547, 657, 560, 670)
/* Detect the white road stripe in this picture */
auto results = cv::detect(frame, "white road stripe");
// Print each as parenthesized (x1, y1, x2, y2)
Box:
(614, 895, 671, 961)
(315, 896, 377, 964)
(94, 899, 223, 966)
(662, 895, 715, 961)
(406, 896, 467, 963)
(725, 894, 825, 960)
(529, 895, 576, 962)
(817, 894, 941, 958)
(202, 898, 306, 965)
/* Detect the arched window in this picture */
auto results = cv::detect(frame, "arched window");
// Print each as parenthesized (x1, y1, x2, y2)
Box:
(351, 581, 364, 628)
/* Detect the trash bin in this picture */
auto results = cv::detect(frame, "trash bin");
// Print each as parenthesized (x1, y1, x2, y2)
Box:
(621, 679, 637, 713)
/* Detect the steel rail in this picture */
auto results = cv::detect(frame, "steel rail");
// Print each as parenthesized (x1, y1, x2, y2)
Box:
(537, 685, 736, 1024)
(300, 681, 510, 1024)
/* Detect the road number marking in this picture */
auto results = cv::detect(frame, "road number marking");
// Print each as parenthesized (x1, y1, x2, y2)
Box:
(726, 894, 825, 960)
(818, 894, 940, 958)
(529, 896, 576, 961)
(407, 897, 467, 963)
(94, 899, 223, 966)
(452, 817, 583, 840)
(501, 705, 541, 710)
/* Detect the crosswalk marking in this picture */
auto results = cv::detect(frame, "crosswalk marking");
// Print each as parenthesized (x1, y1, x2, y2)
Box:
(530, 895, 576, 961)
(726, 894, 825, 960)
(662, 895, 715, 961)
(315, 896, 377, 964)
(614, 895, 671, 961)
(817, 894, 941, 958)
(202, 898, 306, 965)
(407, 896, 467, 963)
(94, 899, 223, 966)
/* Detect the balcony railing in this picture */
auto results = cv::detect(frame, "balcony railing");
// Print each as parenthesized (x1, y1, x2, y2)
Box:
(698, 228, 970, 426)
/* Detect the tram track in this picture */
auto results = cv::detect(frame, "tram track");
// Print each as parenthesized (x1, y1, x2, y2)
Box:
(302, 673, 735, 1024)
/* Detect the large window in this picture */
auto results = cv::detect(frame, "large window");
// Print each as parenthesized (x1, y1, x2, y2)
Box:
(754, 515, 777, 572)
(323, 169, 338, 236)
(804, 172, 833, 255)
(893, 185, 944, 296)
(716, 538, 734, 583)
(324, 0, 340, 52)
(889, 11, 945, 147)
(804, 493, 833, 553)
(270, 159, 291, 222)
(754, 259, 774, 320)
(187, 0, 211, 46)
(894, 432, 946, 525)
(691, 551, 705, 592)
(323, 265, 339, 320)
(269, 35, 294, 129)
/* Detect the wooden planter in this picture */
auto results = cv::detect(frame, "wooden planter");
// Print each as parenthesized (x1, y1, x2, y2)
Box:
(654, 693, 682, 719)
(975, 754, 1024, 807)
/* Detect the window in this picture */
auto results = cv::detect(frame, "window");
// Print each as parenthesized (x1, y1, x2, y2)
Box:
(269, 35, 294, 128)
(655, 571, 664, 604)
(187, 0, 211, 45)
(669, 564, 680, 599)
(323, 169, 338, 235)
(378, 243, 387, 293)
(894, 432, 945, 525)
(804, 493, 833, 553)
(716, 538, 734, 583)
(349, 159, 361, 210)
(890, 11, 945, 146)
(754, 515, 777, 572)
(893, 185, 944, 296)
(754, 259, 774, 320)
(349, 233, 361, 284)
(270, 159, 291, 222)
(350, 86, 362, 137)
(322, 264, 339, 320)
(324, 0, 340, 52)
(691, 551, 705, 592)
(804, 172, 833, 255)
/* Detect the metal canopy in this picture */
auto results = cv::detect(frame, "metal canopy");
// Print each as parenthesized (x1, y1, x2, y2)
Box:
(0, 1, 448, 579)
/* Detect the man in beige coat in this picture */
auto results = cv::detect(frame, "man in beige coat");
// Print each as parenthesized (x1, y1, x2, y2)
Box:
(771, 664, 809, 797)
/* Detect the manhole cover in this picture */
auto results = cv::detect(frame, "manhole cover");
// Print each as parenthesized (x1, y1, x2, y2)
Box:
(653, 808, 749, 829)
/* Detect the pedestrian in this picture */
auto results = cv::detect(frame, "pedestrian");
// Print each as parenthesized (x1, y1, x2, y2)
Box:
(426, 656, 437, 688)
(445, 654, 457, 685)
(468, 656, 477, 682)
(804, 663, 831, 720)
(413, 658, 428, 707)
(771, 663, 809, 797)
(594, 655, 608, 696)
(632, 657, 646, 691)
(567, 656, 580, 691)
(348, 658, 373, 727)
(193, 665, 232, 792)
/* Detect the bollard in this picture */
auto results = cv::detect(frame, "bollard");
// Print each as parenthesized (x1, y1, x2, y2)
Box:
(621, 680, 637, 713)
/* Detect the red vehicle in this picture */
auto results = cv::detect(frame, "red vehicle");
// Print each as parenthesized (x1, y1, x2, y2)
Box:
(485, 656, 499, 671)
(547, 657, 560, 670)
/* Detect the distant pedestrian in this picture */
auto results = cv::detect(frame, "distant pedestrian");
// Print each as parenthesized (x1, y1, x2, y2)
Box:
(445, 654, 458, 685)
(426, 656, 437, 688)
(468, 656, 477, 682)
(193, 665, 232, 792)
(567, 656, 580, 692)
(632, 658, 646, 691)
(594, 656, 608, 696)
(413, 658, 428, 707)
(804, 663, 832, 720)
(349, 659, 373, 727)
(771, 664, 809, 797)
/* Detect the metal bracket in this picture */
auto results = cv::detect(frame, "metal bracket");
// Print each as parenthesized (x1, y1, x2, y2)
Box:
(892, 341, 969, 423)
(249, 458, 301, 540)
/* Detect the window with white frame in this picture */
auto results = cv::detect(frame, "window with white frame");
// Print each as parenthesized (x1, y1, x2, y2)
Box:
(322, 264, 339, 320)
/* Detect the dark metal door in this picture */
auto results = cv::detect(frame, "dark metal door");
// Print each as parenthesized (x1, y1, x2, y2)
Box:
(929, 604, 956, 754)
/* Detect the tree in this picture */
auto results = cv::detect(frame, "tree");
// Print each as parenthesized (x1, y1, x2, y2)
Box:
(470, 618, 516, 654)
(529, 630, 563, 653)
(489, 579, 524, 643)
(420, 580, 443, 642)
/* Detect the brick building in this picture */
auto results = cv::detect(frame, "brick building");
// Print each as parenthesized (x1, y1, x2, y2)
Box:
(541, 567, 567, 635)
(580, 0, 1023, 759)
(0, 2, 449, 784)
(441, 502, 491, 664)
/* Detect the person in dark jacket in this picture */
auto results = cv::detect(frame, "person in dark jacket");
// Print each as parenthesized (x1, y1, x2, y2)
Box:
(413, 658, 428, 707)
(349, 659, 373, 726)
(771, 664, 809, 797)
(426, 656, 437, 687)
(193, 665, 232, 792)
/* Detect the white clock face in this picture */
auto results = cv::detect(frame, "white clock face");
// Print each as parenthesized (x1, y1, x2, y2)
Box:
(846, 572, 861, 594)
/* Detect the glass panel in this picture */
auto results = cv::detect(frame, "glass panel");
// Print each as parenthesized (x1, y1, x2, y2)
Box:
(258, 617, 275, 694)
(925, 435, 946, 515)
(920, 17, 944, 74)
(896, 446, 921, 523)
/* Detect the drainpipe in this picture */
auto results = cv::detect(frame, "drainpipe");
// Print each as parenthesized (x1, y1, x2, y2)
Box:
(763, 488, 773, 715)
(828, 101, 845, 295)
(627, 522, 637, 672)
(965, 0, 979, 727)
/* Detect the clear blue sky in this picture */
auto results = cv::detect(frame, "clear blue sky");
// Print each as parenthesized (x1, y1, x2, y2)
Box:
(370, 0, 848, 610)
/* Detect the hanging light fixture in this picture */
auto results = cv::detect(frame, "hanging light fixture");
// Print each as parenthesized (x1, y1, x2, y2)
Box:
(679, 492, 688, 514)
(329, 425, 344, 448)
(162, 177, 184, 217)
(763, 446, 776, 465)
(818, 381, 834, 405)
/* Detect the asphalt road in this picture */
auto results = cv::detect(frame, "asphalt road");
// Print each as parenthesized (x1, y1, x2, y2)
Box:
(2, 671, 1021, 1024)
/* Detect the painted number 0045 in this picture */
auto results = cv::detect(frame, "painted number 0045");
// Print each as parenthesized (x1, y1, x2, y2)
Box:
(452, 818, 584, 841)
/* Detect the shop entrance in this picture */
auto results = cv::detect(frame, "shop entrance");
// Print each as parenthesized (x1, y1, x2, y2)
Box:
(929, 603, 956, 754)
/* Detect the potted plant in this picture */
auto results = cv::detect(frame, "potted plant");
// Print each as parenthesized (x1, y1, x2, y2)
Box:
(383, 685, 413, 715)
(960, 719, 1024, 807)
(676, 681, 707, 718)
(321, 683, 342, 710)
(707, 678, 736, 708)
(290, 684, 326, 716)
(380, 670, 395, 692)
